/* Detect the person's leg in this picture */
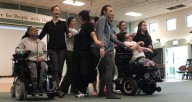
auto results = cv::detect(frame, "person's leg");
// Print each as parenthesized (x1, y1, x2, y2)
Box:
(58, 49, 67, 82)
(60, 50, 73, 93)
(39, 61, 48, 92)
(48, 49, 59, 88)
(27, 61, 38, 93)
(92, 48, 120, 99)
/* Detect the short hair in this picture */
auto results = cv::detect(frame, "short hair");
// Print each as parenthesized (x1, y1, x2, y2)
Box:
(50, 5, 60, 12)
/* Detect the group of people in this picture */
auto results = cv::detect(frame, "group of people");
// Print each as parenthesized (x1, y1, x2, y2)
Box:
(15, 4, 162, 99)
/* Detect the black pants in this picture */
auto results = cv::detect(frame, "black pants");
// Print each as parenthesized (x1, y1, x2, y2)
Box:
(92, 47, 115, 94)
(60, 50, 75, 93)
(48, 49, 67, 89)
(72, 51, 94, 94)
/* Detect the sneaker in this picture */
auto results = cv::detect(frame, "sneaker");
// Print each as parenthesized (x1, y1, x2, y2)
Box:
(92, 91, 97, 96)
(75, 91, 88, 98)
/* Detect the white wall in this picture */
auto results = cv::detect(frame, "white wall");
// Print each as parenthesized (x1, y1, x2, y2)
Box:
(131, 7, 192, 46)
(0, 25, 47, 76)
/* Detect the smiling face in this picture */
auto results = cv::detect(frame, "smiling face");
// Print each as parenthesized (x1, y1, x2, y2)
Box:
(51, 6, 61, 18)
(28, 26, 39, 37)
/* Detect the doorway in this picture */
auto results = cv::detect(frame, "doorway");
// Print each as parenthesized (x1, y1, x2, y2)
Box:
(165, 46, 188, 79)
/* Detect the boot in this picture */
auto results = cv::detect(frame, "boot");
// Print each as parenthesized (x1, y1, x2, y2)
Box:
(106, 93, 121, 99)
(31, 78, 39, 93)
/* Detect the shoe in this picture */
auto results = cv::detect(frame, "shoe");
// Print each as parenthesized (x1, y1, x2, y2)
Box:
(92, 91, 97, 96)
(98, 92, 106, 97)
(106, 93, 121, 99)
(58, 91, 65, 98)
(75, 91, 88, 98)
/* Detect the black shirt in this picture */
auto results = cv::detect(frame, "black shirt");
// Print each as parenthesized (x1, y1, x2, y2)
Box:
(39, 20, 68, 49)
(115, 32, 132, 54)
(74, 22, 94, 54)
(133, 32, 152, 48)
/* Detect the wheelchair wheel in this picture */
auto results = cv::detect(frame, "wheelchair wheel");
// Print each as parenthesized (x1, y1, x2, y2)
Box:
(47, 92, 55, 99)
(15, 79, 27, 100)
(143, 82, 156, 95)
(121, 78, 137, 96)
(10, 85, 15, 97)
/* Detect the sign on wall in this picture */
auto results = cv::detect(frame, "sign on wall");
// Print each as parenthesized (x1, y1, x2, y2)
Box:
(0, 8, 57, 23)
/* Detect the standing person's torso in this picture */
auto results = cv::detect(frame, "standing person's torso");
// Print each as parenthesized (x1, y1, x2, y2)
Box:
(93, 16, 111, 50)
(74, 22, 94, 53)
(65, 28, 78, 51)
(133, 32, 152, 48)
(44, 20, 68, 49)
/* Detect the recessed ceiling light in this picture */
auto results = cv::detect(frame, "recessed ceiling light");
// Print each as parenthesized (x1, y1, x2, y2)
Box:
(63, 0, 85, 6)
(125, 12, 142, 17)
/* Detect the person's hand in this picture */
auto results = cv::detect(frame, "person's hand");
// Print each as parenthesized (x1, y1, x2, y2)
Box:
(145, 48, 153, 53)
(95, 40, 104, 48)
(67, 33, 73, 38)
(138, 41, 144, 46)
(22, 48, 28, 53)
(100, 49, 105, 57)
(37, 57, 44, 62)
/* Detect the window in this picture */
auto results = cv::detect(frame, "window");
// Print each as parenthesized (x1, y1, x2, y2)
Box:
(134, 27, 138, 33)
(149, 22, 158, 33)
(166, 18, 176, 31)
(187, 15, 192, 27)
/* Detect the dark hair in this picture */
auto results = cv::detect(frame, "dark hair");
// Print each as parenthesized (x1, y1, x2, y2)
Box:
(117, 21, 126, 29)
(50, 5, 60, 12)
(136, 21, 152, 42)
(93, 16, 99, 23)
(79, 10, 90, 22)
(100, 5, 111, 16)
(22, 26, 33, 39)
(67, 17, 75, 26)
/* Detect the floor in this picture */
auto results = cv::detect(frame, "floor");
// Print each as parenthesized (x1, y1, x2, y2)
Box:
(0, 77, 191, 102)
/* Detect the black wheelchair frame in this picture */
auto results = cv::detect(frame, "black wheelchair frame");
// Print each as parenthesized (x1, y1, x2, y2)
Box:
(10, 51, 57, 100)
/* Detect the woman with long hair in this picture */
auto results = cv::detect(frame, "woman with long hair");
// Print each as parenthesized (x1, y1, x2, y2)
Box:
(91, 5, 130, 99)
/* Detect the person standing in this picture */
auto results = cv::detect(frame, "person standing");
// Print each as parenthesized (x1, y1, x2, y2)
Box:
(38, 5, 71, 97)
(73, 10, 103, 98)
(133, 21, 163, 82)
(60, 17, 78, 94)
(91, 5, 130, 99)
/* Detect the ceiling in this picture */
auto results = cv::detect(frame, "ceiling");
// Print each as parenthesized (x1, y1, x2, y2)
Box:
(1, 0, 192, 22)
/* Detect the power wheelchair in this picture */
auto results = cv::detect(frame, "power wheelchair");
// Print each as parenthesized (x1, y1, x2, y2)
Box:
(10, 51, 57, 100)
(113, 52, 161, 96)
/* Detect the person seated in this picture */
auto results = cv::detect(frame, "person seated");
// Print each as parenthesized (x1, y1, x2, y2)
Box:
(15, 26, 47, 94)
(124, 34, 162, 82)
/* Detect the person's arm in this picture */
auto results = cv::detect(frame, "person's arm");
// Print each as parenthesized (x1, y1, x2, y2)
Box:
(40, 42, 47, 60)
(39, 23, 48, 40)
(110, 33, 126, 48)
(64, 21, 72, 38)
(15, 40, 26, 53)
(91, 31, 103, 47)
(96, 16, 106, 50)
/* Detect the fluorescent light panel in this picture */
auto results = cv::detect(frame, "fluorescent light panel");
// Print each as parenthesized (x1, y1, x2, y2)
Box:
(125, 12, 142, 17)
(63, 0, 85, 6)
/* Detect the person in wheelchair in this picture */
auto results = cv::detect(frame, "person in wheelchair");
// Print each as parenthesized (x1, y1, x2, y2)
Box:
(124, 34, 162, 82)
(15, 26, 47, 94)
